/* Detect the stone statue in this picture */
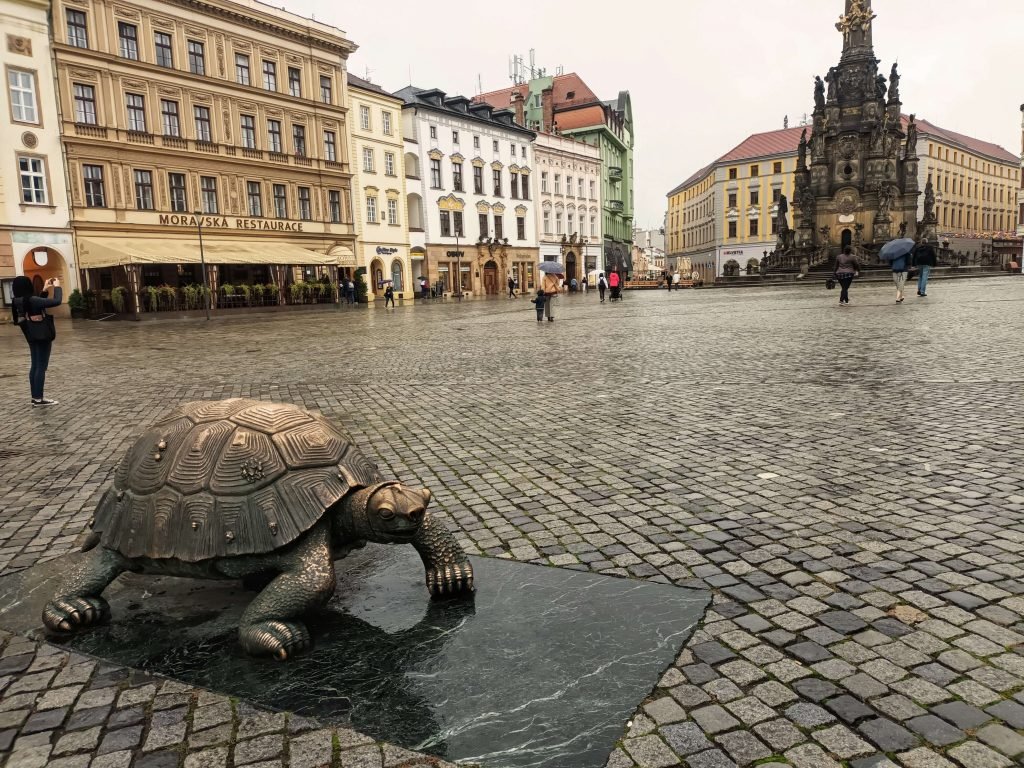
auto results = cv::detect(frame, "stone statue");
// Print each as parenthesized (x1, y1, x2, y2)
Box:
(41, 399, 475, 659)
(825, 67, 839, 102)
(905, 114, 918, 155)
(814, 76, 826, 111)
(854, 223, 864, 248)
(836, 13, 854, 44)
(798, 128, 808, 168)
(798, 185, 816, 223)
(777, 193, 789, 232)
(924, 178, 935, 220)
(898, 221, 908, 238)
(875, 73, 887, 102)
(876, 183, 894, 218)
(569, 232, 577, 244)
(870, 114, 884, 151)
(889, 62, 900, 102)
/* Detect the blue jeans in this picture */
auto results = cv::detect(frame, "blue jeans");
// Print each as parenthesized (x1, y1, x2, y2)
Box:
(28, 341, 52, 400)
(917, 265, 932, 294)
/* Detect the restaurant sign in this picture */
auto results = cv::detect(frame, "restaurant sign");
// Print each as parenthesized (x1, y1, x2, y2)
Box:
(158, 214, 304, 232)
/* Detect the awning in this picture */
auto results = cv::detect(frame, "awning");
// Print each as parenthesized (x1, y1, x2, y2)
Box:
(328, 245, 357, 267)
(77, 237, 345, 269)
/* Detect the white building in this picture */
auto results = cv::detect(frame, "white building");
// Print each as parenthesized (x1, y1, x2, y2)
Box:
(534, 132, 602, 284)
(397, 86, 537, 297)
(1, 0, 77, 313)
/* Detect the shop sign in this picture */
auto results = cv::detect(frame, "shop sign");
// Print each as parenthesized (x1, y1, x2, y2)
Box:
(12, 232, 72, 245)
(376, 246, 399, 255)
(446, 250, 465, 257)
(158, 214, 304, 232)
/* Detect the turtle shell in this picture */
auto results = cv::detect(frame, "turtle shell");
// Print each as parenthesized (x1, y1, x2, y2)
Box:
(92, 399, 382, 562)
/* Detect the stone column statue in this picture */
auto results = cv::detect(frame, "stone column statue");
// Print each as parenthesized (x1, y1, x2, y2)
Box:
(924, 178, 935, 220)
(797, 128, 807, 168)
(875, 74, 887, 102)
(905, 114, 918, 156)
(888, 63, 900, 103)
(825, 67, 838, 102)
(814, 77, 825, 111)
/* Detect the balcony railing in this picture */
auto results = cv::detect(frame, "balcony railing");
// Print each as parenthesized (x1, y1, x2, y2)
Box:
(268, 152, 288, 163)
(294, 155, 312, 167)
(162, 136, 187, 149)
(242, 148, 263, 160)
(609, 199, 624, 212)
(608, 166, 623, 179)
(74, 123, 107, 138)
(126, 131, 154, 145)
(196, 141, 220, 153)
(325, 160, 347, 172)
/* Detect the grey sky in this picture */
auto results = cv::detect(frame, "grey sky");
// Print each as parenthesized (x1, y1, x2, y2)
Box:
(284, 0, 1021, 229)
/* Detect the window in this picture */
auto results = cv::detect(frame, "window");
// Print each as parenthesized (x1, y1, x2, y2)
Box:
(367, 196, 381, 223)
(522, 175, 529, 200)
(728, 192, 737, 208)
(187, 40, 205, 75)
(473, 165, 483, 194)
(478, 213, 488, 236)
(541, 172, 548, 193)
(73, 84, 97, 125)
(493, 169, 502, 196)
(543, 210, 551, 234)
(18, 156, 47, 204)
(554, 174, 561, 195)
(66, 9, 88, 48)
(750, 165, 759, 177)
(118, 22, 138, 60)
(387, 198, 398, 225)
(240, 114, 255, 148)
(292, 124, 306, 156)
(194, 106, 212, 142)
(750, 190, 759, 206)
(362, 147, 374, 173)
(83, 164, 105, 207)
(154, 32, 173, 68)
(589, 180, 596, 199)
(492, 139, 499, 152)
(493, 214, 503, 241)
(262, 60, 277, 91)
(272, 183, 287, 218)
(772, 188, 781, 204)
(161, 100, 180, 137)
(566, 176, 573, 196)
(385, 152, 396, 177)
(200, 175, 217, 213)
(168, 172, 187, 212)
(134, 169, 154, 210)
(578, 178, 584, 198)
(453, 210, 464, 237)
(359, 105, 370, 131)
(510, 173, 519, 199)
(125, 93, 146, 132)
(728, 220, 737, 238)
(297, 187, 311, 220)
(750, 219, 759, 236)
(8, 70, 38, 123)
(328, 190, 341, 223)
(773, 161, 783, 174)
(728, 168, 737, 180)
(235, 54, 250, 85)
(319, 75, 332, 104)
(556, 212, 563, 235)
(267, 119, 282, 152)
(473, 135, 480, 149)
(771, 216, 779, 235)
(382, 111, 392, 135)
(567, 213, 574, 233)
(246, 180, 262, 216)
(287, 67, 301, 97)
(517, 215, 525, 240)
(429, 125, 437, 140)
(324, 131, 337, 161)
(430, 158, 442, 188)
(590, 215, 596, 237)
(452, 130, 460, 144)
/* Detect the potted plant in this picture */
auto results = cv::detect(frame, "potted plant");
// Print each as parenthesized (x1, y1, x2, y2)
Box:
(238, 284, 251, 306)
(264, 283, 279, 305)
(159, 285, 177, 310)
(144, 286, 159, 311)
(110, 286, 127, 313)
(289, 281, 306, 304)
(68, 289, 87, 319)
(251, 283, 264, 305)
(355, 274, 369, 304)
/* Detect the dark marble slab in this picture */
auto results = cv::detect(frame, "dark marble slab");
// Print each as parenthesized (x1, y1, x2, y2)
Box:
(0, 546, 708, 767)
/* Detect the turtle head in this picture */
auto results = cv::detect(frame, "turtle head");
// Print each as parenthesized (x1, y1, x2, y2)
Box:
(341, 482, 430, 543)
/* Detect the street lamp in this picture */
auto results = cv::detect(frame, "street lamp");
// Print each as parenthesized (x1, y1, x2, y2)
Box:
(194, 211, 211, 321)
(454, 227, 462, 301)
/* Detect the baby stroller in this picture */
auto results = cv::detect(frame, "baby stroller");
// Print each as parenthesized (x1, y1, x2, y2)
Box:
(608, 272, 623, 301)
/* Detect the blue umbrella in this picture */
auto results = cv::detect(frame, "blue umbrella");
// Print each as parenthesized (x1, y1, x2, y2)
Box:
(538, 261, 564, 274)
(878, 238, 915, 262)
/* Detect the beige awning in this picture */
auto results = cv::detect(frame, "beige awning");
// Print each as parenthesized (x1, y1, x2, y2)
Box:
(77, 237, 342, 269)
(327, 245, 357, 267)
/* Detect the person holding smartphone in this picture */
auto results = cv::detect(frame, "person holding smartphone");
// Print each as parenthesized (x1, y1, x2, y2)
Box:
(11, 275, 63, 406)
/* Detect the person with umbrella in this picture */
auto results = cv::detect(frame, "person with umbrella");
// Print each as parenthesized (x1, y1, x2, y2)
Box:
(879, 237, 915, 303)
(538, 261, 563, 322)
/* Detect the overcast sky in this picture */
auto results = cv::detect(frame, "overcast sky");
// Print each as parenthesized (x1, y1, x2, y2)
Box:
(284, 0, 1021, 229)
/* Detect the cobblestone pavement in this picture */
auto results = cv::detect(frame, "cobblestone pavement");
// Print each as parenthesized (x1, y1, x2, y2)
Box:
(1, 276, 1024, 768)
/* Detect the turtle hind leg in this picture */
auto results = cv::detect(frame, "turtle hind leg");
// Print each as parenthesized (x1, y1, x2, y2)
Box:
(42, 547, 128, 632)
(412, 513, 475, 598)
(237, 525, 336, 661)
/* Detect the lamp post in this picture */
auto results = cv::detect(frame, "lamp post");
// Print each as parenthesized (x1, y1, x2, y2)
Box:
(454, 226, 462, 301)
(194, 211, 211, 321)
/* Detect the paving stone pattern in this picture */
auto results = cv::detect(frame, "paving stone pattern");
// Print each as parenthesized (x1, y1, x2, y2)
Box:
(1, 278, 1024, 768)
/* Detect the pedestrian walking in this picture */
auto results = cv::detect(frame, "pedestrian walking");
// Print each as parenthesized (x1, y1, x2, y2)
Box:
(833, 245, 860, 306)
(420, 277, 429, 300)
(598, 273, 607, 302)
(581, 277, 588, 294)
(664, 271, 672, 291)
(912, 236, 937, 297)
(530, 288, 546, 322)
(507, 275, 517, 298)
(383, 284, 395, 308)
(541, 270, 560, 322)
(346, 279, 356, 304)
(890, 249, 911, 303)
(12, 275, 62, 406)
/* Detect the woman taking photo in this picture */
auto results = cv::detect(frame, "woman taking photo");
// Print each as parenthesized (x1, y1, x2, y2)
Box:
(12, 275, 62, 406)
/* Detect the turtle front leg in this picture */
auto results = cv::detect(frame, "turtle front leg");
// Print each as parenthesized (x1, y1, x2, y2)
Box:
(233, 524, 336, 660)
(42, 547, 128, 632)
(412, 512, 474, 598)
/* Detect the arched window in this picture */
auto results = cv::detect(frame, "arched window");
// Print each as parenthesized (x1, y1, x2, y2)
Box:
(391, 260, 403, 291)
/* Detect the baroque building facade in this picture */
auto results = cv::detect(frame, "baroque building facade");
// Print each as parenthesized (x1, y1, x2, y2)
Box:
(52, 0, 357, 314)
(398, 86, 537, 297)
(347, 74, 411, 300)
(1, 0, 76, 313)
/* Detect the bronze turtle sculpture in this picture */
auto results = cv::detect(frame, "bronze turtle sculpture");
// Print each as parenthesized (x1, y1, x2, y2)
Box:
(42, 399, 474, 659)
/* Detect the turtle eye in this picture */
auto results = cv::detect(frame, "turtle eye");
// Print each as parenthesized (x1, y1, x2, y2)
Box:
(376, 503, 395, 520)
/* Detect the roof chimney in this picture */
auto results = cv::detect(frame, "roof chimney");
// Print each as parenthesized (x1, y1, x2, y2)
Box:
(510, 91, 525, 127)
(541, 86, 554, 134)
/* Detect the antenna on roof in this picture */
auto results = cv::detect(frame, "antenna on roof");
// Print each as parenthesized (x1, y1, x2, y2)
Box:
(364, 66, 372, 83)
(477, 74, 482, 95)
(799, 113, 810, 126)
(784, 115, 789, 129)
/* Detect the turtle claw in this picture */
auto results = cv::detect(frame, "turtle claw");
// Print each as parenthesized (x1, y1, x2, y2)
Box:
(426, 560, 475, 599)
(240, 620, 312, 661)
(42, 596, 110, 633)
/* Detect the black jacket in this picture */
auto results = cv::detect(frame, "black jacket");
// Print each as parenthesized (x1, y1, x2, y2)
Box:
(912, 243, 937, 267)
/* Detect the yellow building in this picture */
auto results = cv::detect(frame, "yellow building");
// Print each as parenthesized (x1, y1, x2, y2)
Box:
(668, 118, 1020, 277)
(53, 0, 357, 315)
(347, 74, 411, 300)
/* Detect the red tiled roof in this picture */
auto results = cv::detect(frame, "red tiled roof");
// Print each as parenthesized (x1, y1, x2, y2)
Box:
(555, 105, 606, 131)
(718, 125, 807, 163)
(669, 163, 715, 197)
(475, 73, 601, 112)
(904, 115, 1018, 164)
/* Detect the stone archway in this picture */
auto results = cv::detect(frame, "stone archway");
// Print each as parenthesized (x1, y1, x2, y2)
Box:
(22, 247, 71, 314)
(565, 251, 578, 284)
(841, 228, 853, 251)
(370, 258, 385, 296)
